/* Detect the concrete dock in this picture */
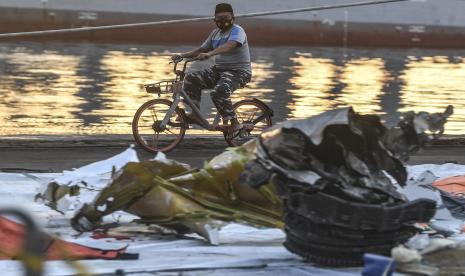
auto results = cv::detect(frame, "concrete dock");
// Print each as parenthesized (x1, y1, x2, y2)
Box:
(1, 135, 465, 172)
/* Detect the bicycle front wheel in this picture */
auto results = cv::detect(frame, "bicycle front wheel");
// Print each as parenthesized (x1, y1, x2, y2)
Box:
(132, 99, 186, 153)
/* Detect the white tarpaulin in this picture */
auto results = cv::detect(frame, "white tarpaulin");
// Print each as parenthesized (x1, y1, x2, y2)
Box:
(1, 148, 465, 275)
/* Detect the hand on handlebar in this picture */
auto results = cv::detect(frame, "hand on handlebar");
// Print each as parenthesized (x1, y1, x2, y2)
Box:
(197, 53, 211, 60)
(171, 54, 183, 62)
(170, 56, 199, 76)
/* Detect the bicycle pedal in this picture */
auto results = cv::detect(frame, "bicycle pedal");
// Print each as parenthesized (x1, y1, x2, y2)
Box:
(238, 129, 249, 138)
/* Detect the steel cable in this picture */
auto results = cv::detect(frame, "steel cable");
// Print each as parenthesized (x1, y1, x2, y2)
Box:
(0, 0, 408, 38)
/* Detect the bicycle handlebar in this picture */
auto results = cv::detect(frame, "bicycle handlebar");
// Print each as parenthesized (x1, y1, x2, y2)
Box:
(171, 57, 198, 77)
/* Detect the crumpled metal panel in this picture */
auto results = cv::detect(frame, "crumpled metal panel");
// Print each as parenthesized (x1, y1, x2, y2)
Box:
(241, 105, 453, 266)
(255, 106, 454, 203)
(257, 107, 407, 203)
(383, 105, 454, 162)
(70, 141, 283, 244)
(278, 107, 352, 146)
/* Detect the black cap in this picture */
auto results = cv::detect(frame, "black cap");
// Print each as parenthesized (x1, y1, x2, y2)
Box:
(215, 3, 234, 15)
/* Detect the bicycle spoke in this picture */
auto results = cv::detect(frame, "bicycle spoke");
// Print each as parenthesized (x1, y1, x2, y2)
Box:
(151, 134, 156, 148)
(156, 132, 160, 148)
(237, 110, 247, 122)
(164, 128, 178, 136)
(150, 107, 158, 121)
(149, 109, 156, 121)
(252, 114, 267, 125)
(161, 130, 175, 138)
(246, 108, 259, 122)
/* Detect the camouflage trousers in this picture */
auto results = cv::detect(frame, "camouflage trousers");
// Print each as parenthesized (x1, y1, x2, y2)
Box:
(183, 66, 252, 121)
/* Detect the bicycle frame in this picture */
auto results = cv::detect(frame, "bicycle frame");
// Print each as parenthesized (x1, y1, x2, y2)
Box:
(159, 58, 222, 130)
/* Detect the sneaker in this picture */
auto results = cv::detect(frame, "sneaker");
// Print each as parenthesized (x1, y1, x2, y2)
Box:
(215, 123, 244, 138)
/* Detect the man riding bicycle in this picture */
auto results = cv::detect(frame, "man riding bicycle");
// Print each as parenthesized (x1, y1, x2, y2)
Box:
(171, 3, 252, 134)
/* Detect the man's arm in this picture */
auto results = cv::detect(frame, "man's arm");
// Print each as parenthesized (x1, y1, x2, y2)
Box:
(180, 47, 210, 58)
(172, 47, 209, 60)
(197, 41, 238, 60)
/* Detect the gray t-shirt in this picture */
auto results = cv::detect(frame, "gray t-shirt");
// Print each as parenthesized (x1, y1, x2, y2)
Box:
(201, 24, 251, 73)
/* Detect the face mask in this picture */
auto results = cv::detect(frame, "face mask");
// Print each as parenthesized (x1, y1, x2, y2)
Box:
(214, 17, 234, 31)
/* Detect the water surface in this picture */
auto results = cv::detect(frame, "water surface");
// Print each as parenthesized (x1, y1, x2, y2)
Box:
(0, 42, 464, 135)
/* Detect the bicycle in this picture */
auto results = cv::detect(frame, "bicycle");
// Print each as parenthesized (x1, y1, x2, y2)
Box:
(132, 57, 274, 153)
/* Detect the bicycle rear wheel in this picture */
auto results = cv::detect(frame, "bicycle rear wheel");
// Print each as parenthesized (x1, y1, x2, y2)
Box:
(225, 99, 273, 147)
(132, 99, 187, 153)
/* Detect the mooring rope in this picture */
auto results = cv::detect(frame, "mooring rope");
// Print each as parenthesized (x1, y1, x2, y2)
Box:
(0, 0, 409, 38)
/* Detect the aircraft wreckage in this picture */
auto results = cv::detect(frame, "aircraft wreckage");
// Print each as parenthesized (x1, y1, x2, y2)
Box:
(38, 105, 454, 266)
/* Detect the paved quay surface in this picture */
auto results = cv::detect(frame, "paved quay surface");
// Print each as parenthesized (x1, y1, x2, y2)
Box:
(1, 135, 465, 172)
(0, 135, 226, 172)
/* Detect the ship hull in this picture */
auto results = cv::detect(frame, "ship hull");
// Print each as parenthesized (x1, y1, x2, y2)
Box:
(1, 0, 465, 48)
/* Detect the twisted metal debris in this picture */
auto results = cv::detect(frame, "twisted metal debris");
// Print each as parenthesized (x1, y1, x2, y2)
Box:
(241, 105, 453, 266)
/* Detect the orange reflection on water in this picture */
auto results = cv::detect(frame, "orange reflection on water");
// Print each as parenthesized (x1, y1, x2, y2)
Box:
(288, 56, 337, 118)
(0, 52, 85, 135)
(400, 57, 465, 135)
(93, 51, 173, 134)
(338, 58, 386, 114)
(232, 60, 278, 103)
